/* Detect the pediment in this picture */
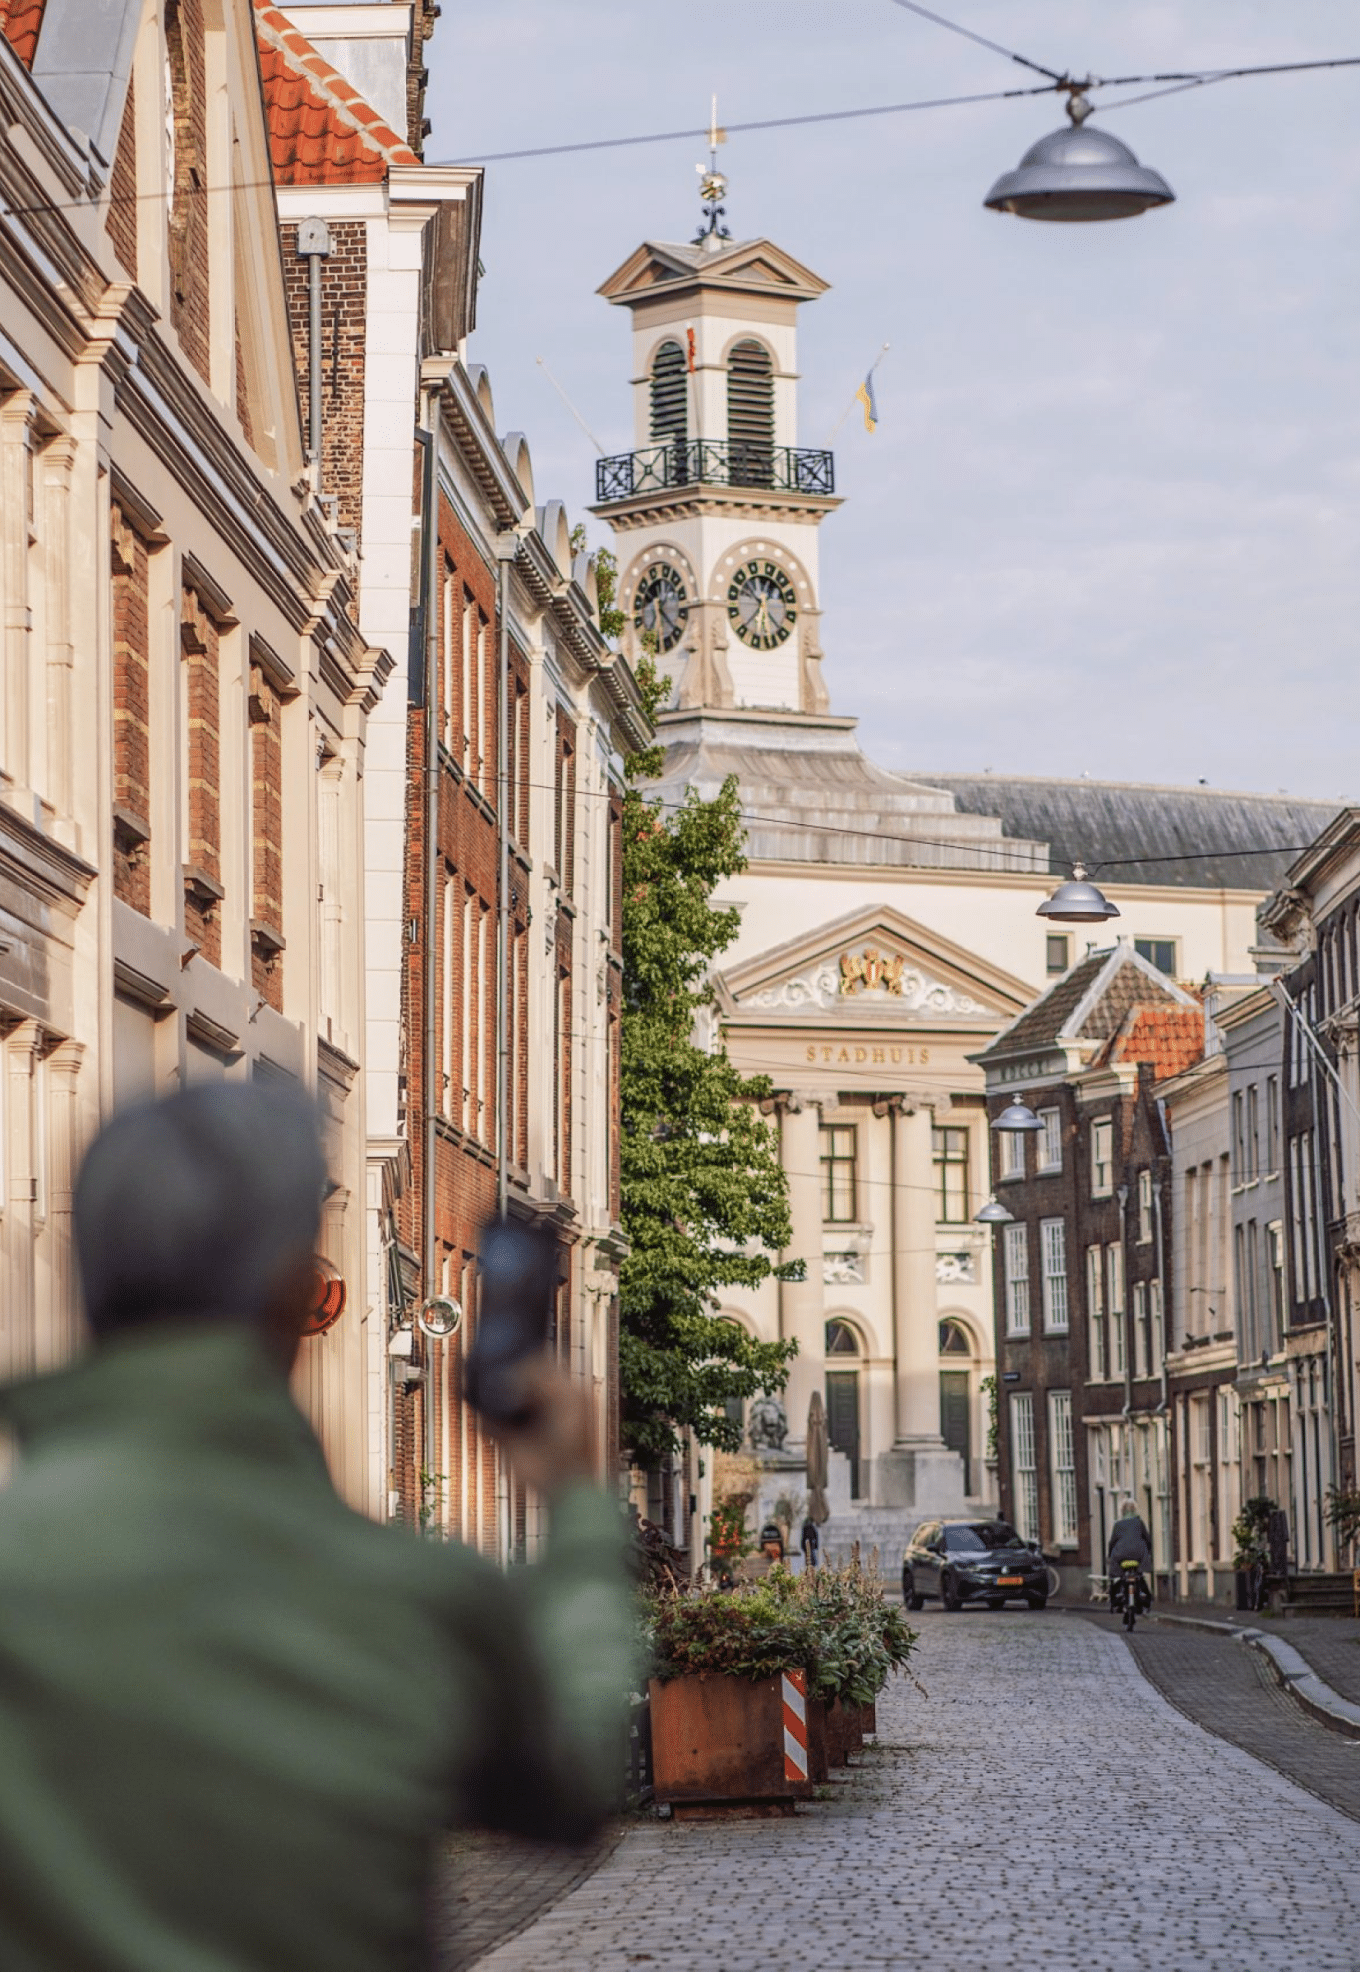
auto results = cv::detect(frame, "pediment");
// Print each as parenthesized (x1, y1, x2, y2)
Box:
(598, 237, 829, 307)
(716, 906, 1034, 1026)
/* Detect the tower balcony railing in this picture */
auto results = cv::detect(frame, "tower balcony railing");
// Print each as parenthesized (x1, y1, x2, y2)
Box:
(595, 439, 835, 503)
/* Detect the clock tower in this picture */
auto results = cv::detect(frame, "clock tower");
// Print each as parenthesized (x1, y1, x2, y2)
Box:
(592, 193, 839, 714)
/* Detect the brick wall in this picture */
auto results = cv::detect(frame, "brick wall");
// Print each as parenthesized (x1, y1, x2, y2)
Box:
(280, 220, 368, 542)
(165, 0, 211, 386)
(181, 586, 222, 966)
(106, 74, 137, 278)
(398, 493, 506, 1540)
(111, 503, 152, 915)
(249, 658, 284, 1011)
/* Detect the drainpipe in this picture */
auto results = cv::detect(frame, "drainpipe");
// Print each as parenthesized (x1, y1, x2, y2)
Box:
(1117, 1182, 1132, 1416)
(493, 534, 518, 1222)
(417, 396, 441, 1502)
(296, 218, 331, 465)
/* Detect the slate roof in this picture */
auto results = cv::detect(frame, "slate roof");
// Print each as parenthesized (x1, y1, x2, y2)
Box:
(0, 0, 46, 67)
(977, 941, 1196, 1065)
(920, 773, 1342, 890)
(254, 1, 417, 186)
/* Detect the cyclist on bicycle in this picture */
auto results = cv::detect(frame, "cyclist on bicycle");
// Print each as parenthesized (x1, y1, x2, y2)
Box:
(1107, 1499, 1153, 1614)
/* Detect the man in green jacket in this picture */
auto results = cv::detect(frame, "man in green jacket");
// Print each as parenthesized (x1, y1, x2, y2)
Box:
(0, 1084, 634, 1971)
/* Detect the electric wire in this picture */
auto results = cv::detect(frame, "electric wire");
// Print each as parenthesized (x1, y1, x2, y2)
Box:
(885, 0, 1067, 84)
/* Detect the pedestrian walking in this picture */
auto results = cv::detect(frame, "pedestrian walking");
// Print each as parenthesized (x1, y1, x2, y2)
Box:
(801, 1514, 821, 1569)
(0, 1083, 633, 1972)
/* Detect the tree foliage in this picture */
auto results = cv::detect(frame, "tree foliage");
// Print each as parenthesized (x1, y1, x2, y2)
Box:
(615, 654, 797, 1467)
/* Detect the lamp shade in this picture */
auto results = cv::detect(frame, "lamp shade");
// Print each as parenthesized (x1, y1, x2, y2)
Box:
(992, 1099, 1044, 1133)
(975, 1196, 1015, 1225)
(1037, 862, 1120, 924)
(985, 120, 1174, 223)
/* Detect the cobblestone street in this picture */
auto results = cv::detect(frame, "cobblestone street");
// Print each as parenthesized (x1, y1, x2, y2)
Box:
(468, 1612, 1360, 1972)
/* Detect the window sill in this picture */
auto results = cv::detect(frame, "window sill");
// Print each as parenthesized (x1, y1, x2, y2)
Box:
(1035, 1163, 1063, 1179)
(1041, 1325, 1071, 1338)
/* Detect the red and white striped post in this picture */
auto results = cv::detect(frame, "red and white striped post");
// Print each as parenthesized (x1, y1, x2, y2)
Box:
(781, 1668, 809, 1784)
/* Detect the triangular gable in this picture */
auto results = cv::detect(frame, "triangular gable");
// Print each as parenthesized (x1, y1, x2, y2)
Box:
(254, 0, 418, 186)
(598, 236, 829, 306)
(717, 905, 1034, 1025)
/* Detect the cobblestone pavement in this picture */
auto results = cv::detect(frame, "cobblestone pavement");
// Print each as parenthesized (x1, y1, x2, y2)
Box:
(432, 1827, 621, 1971)
(1082, 1612, 1360, 1819)
(471, 1611, 1360, 1972)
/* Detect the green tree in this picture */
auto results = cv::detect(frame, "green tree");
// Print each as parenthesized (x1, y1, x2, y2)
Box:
(614, 647, 797, 1468)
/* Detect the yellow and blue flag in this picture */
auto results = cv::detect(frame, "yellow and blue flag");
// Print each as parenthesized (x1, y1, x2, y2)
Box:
(855, 371, 878, 432)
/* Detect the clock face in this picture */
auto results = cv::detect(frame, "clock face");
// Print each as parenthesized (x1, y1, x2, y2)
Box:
(726, 560, 797, 651)
(633, 565, 689, 654)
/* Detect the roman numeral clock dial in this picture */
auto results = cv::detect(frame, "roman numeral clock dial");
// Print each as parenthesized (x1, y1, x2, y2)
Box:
(633, 566, 689, 653)
(727, 560, 797, 652)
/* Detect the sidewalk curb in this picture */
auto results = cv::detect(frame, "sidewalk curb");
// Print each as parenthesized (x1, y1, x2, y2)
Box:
(1126, 1610, 1360, 1739)
(1243, 1631, 1360, 1740)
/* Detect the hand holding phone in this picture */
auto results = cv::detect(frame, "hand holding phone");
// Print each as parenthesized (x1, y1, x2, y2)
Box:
(463, 1217, 559, 1425)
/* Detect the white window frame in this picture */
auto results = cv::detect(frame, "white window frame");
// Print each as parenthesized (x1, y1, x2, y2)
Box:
(1106, 1241, 1126, 1376)
(999, 1128, 1026, 1182)
(1132, 1279, 1148, 1380)
(1086, 1243, 1106, 1381)
(1036, 1107, 1062, 1175)
(1049, 1390, 1078, 1548)
(1137, 1168, 1153, 1243)
(1003, 1222, 1030, 1336)
(1010, 1392, 1039, 1544)
(1040, 1216, 1069, 1333)
(1091, 1117, 1113, 1197)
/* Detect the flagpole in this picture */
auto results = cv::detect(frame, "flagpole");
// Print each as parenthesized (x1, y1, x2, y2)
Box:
(827, 341, 890, 444)
(534, 356, 607, 454)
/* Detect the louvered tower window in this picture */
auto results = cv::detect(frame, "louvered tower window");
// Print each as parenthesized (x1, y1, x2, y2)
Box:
(727, 338, 774, 485)
(649, 341, 688, 475)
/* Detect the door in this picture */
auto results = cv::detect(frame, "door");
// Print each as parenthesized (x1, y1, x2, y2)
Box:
(826, 1371, 861, 1500)
(940, 1371, 971, 1489)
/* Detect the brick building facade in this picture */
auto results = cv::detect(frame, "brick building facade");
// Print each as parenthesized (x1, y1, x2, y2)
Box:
(260, 3, 647, 1548)
(976, 946, 1202, 1597)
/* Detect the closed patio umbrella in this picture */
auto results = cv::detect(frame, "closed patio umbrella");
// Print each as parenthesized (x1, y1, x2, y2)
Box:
(806, 1390, 830, 1526)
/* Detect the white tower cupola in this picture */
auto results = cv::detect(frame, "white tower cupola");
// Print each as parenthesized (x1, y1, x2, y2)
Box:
(592, 181, 839, 715)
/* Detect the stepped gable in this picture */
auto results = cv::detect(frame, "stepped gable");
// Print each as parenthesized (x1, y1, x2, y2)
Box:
(0, 0, 45, 66)
(651, 710, 1050, 873)
(254, 0, 418, 186)
(921, 772, 1341, 890)
(976, 940, 1197, 1069)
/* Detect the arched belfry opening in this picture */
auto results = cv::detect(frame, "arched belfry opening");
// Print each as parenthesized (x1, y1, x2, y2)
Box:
(649, 340, 688, 464)
(727, 338, 774, 485)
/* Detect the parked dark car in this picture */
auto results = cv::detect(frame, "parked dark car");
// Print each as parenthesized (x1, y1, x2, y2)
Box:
(902, 1519, 1049, 1612)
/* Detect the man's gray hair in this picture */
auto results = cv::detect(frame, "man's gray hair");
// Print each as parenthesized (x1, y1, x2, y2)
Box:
(1121, 1499, 1140, 1520)
(75, 1083, 326, 1334)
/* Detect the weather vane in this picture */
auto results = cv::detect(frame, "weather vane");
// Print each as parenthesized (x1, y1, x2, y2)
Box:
(694, 94, 730, 245)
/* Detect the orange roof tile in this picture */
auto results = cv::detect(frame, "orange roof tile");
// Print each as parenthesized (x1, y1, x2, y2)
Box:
(0, 0, 47, 68)
(1106, 1005, 1205, 1082)
(254, 0, 418, 186)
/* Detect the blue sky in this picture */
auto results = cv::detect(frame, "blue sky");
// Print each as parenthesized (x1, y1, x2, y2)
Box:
(429, 4, 1360, 801)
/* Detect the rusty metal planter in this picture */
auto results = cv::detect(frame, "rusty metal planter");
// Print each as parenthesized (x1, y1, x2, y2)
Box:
(649, 1672, 814, 1807)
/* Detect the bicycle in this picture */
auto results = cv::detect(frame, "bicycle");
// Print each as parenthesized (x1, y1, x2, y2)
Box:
(1114, 1559, 1145, 1632)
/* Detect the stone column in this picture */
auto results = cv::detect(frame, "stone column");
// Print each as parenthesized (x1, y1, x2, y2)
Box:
(3, 1022, 39, 1383)
(892, 1099, 943, 1445)
(0, 393, 36, 801)
(778, 1093, 825, 1449)
(879, 1095, 968, 1515)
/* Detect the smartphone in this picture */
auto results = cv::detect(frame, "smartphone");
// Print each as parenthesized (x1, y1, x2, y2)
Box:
(463, 1216, 559, 1423)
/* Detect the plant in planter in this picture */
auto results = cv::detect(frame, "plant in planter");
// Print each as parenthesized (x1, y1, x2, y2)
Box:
(644, 1564, 917, 1805)
(706, 1496, 753, 1582)
(1326, 1487, 1360, 1566)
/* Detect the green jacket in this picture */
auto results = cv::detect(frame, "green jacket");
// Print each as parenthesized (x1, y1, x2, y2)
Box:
(0, 1326, 635, 1972)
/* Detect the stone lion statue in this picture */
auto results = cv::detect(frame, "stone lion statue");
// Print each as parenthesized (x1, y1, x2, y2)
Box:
(746, 1395, 788, 1452)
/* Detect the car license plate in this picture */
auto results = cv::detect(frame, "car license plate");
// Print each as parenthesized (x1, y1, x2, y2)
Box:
(998, 1575, 1023, 1587)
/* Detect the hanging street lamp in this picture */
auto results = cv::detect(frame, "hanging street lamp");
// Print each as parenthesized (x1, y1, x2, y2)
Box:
(1037, 861, 1121, 925)
(992, 1098, 1045, 1133)
(984, 89, 1175, 223)
(975, 1196, 1015, 1224)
